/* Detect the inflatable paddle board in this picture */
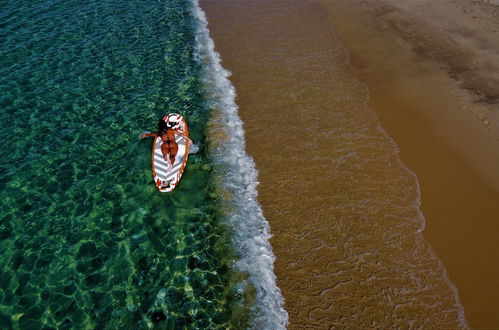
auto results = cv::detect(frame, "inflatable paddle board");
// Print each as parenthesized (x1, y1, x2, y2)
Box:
(151, 113, 189, 192)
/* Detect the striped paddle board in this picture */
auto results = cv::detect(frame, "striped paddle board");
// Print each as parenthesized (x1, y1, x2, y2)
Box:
(151, 115, 189, 192)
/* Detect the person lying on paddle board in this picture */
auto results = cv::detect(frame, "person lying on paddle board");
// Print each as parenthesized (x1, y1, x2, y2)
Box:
(140, 115, 192, 172)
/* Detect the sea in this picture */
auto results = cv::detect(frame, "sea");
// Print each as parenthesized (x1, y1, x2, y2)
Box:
(0, 0, 287, 328)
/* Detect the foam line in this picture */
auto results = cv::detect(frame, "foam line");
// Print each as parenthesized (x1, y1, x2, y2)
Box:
(189, 1, 289, 328)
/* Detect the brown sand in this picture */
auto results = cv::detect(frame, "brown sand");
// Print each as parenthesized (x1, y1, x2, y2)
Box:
(321, 1, 499, 327)
(201, 0, 499, 328)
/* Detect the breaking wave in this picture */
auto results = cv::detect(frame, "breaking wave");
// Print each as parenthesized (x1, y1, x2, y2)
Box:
(190, 0, 289, 328)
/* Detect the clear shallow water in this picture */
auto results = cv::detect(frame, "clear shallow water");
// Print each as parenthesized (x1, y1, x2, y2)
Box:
(0, 0, 257, 328)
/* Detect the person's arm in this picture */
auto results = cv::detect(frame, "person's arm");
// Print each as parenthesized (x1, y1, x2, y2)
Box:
(140, 132, 157, 139)
(174, 130, 192, 143)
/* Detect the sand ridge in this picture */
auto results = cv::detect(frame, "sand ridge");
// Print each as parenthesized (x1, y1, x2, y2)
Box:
(361, 0, 499, 138)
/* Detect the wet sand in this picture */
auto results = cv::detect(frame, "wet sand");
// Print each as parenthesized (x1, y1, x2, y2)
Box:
(201, 0, 499, 328)
(321, 1, 499, 327)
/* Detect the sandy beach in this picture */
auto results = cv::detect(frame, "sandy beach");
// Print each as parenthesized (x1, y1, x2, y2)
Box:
(322, 1, 499, 326)
(201, 0, 499, 327)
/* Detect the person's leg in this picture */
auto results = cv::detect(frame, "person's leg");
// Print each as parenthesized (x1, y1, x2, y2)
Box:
(169, 141, 178, 167)
(161, 141, 170, 162)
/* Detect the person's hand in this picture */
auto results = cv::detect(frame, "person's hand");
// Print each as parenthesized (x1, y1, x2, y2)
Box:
(139, 131, 151, 139)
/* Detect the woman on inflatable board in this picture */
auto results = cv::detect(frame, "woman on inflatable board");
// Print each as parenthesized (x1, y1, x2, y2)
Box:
(140, 114, 192, 172)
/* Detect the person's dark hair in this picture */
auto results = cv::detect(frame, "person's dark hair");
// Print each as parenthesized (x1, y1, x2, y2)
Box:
(157, 119, 168, 135)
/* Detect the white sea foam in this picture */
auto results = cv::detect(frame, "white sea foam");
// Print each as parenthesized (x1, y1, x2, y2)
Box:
(189, 0, 289, 328)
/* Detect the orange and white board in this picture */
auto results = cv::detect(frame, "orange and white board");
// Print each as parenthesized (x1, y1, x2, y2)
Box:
(151, 115, 189, 192)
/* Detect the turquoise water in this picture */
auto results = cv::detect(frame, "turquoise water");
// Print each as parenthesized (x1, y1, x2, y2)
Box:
(0, 0, 252, 328)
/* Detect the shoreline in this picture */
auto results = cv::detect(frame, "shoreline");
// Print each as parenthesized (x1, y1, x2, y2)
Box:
(200, 1, 470, 328)
(191, 0, 288, 327)
(200, 0, 499, 327)
(321, 1, 499, 326)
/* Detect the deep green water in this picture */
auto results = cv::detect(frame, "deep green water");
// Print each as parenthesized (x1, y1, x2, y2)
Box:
(0, 0, 251, 328)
